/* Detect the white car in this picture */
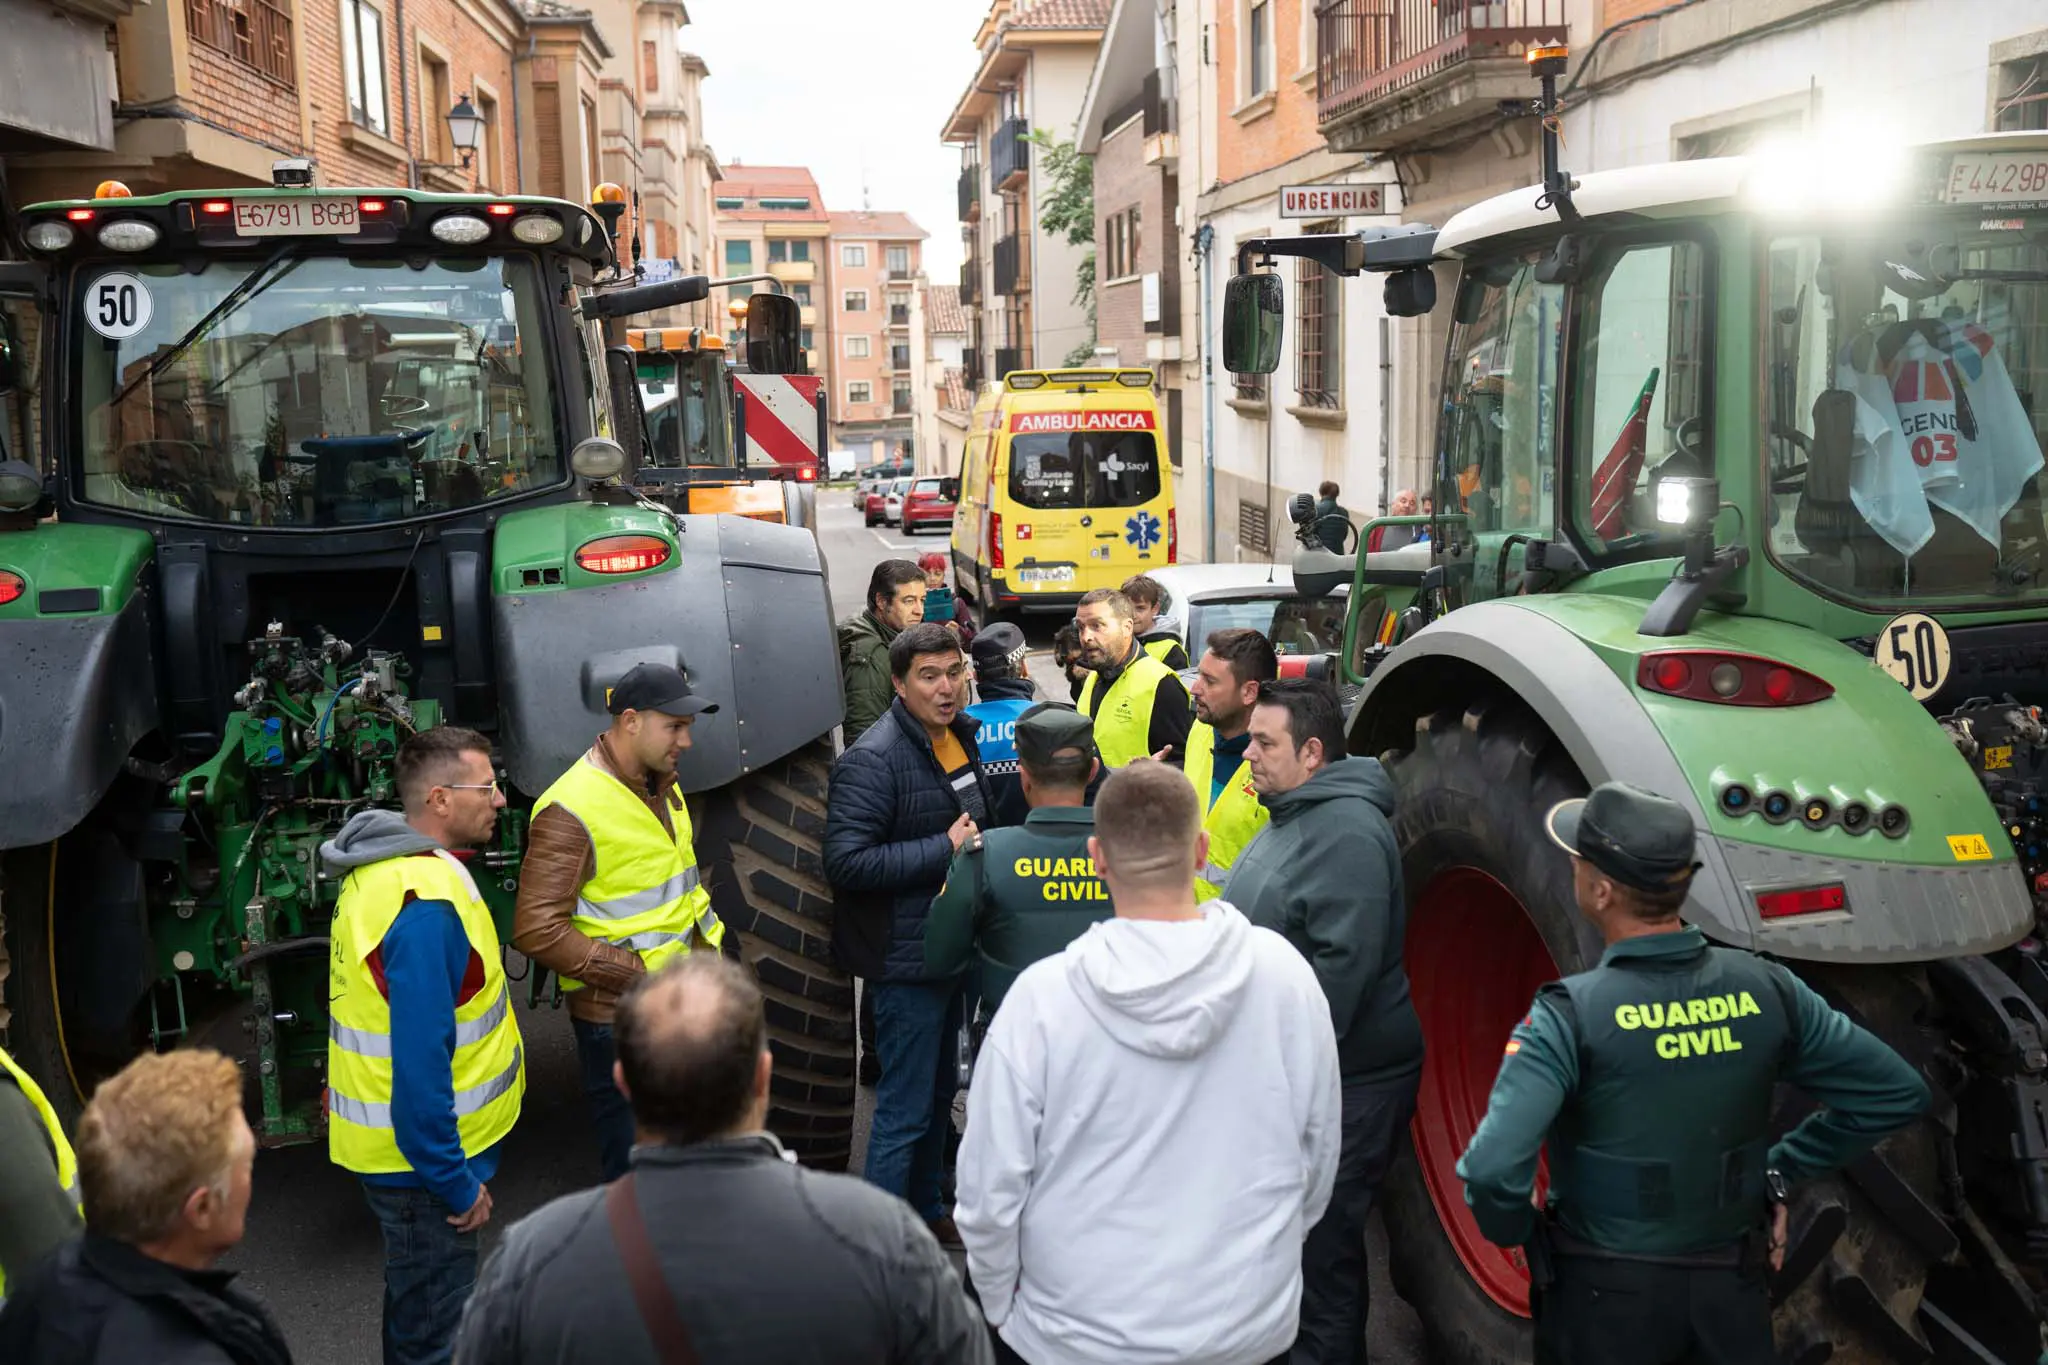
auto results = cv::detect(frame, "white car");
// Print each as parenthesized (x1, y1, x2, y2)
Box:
(883, 476, 914, 526)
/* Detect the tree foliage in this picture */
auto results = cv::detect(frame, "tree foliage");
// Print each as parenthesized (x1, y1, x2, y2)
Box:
(1026, 126, 1098, 362)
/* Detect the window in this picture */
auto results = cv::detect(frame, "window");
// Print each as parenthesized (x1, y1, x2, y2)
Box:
(1295, 220, 1341, 408)
(1104, 206, 1141, 281)
(846, 334, 871, 359)
(844, 290, 868, 312)
(800, 327, 814, 349)
(715, 196, 744, 210)
(1007, 431, 1163, 509)
(419, 49, 452, 163)
(188, 0, 297, 87)
(475, 88, 502, 190)
(849, 381, 873, 405)
(791, 241, 810, 261)
(843, 244, 868, 268)
(887, 245, 911, 275)
(1570, 240, 1709, 549)
(893, 381, 914, 413)
(759, 197, 811, 211)
(768, 240, 788, 263)
(724, 240, 751, 269)
(1248, 0, 1271, 99)
(1437, 254, 1563, 539)
(793, 283, 812, 306)
(341, 0, 389, 135)
(642, 40, 659, 95)
(1997, 53, 2048, 132)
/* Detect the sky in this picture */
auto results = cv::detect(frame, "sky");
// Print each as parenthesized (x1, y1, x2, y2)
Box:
(683, 0, 987, 277)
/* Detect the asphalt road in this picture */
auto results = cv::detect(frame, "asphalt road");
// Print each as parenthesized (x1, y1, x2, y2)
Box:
(223, 493, 1425, 1364)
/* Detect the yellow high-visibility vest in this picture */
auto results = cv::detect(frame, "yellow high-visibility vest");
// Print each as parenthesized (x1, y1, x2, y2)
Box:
(0, 1043, 78, 1298)
(1142, 637, 1179, 665)
(1185, 721, 1270, 901)
(531, 757, 724, 990)
(327, 849, 525, 1175)
(1078, 650, 1186, 769)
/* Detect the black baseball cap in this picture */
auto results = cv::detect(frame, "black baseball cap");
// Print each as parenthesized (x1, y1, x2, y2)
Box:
(607, 662, 719, 718)
(971, 622, 1029, 679)
(1546, 781, 1699, 893)
(1015, 702, 1094, 767)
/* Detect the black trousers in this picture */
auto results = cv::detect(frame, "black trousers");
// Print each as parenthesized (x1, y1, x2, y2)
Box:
(1290, 1072, 1418, 1365)
(1534, 1254, 1773, 1365)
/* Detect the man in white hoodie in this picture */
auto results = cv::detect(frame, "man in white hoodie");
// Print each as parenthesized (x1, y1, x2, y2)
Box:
(956, 760, 1343, 1365)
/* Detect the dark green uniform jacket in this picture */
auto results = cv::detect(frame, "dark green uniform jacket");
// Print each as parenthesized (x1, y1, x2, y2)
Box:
(922, 807, 1112, 1011)
(1457, 927, 1930, 1255)
(1221, 759, 1424, 1083)
(837, 610, 899, 745)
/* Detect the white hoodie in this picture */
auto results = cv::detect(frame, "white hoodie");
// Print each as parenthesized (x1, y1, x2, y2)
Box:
(956, 902, 1343, 1365)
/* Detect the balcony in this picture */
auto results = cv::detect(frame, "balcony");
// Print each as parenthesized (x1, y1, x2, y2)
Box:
(991, 116, 1030, 191)
(893, 393, 914, 416)
(1316, 0, 1566, 151)
(993, 233, 1026, 297)
(799, 304, 818, 327)
(993, 346, 1024, 379)
(889, 304, 911, 328)
(959, 164, 982, 222)
(767, 258, 817, 284)
(964, 352, 984, 388)
(891, 346, 911, 371)
(959, 260, 979, 307)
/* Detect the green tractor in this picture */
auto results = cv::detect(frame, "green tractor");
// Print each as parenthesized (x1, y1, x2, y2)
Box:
(1224, 58, 2048, 1365)
(0, 164, 855, 1169)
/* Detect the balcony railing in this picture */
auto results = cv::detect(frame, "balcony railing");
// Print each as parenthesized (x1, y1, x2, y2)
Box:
(959, 260, 979, 307)
(767, 258, 817, 283)
(994, 346, 1024, 379)
(1100, 69, 1172, 140)
(187, 0, 297, 88)
(889, 304, 911, 327)
(891, 346, 911, 371)
(893, 393, 914, 415)
(959, 164, 982, 221)
(993, 234, 1026, 297)
(965, 352, 985, 388)
(991, 116, 1031, 189)
(1316, 0, 1564, 127)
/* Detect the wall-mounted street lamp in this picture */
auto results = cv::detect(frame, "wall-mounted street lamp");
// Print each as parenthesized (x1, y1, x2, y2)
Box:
(420, 94, 487, 174)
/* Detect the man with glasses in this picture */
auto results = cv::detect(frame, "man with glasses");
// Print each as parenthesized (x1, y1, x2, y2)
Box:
(514, 662, 727, 1181)
(322, 725, 527, 1365)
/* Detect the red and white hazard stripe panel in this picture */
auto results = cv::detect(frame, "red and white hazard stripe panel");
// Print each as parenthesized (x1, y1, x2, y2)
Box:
(735, 373, 823, 468)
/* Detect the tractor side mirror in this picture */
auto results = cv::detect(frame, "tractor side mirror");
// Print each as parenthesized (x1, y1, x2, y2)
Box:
(1222, 273, 1284, 374)
(745, 293, 802, 374)
(1383, 267, 1437, 318)
(602, 346, 649, 475)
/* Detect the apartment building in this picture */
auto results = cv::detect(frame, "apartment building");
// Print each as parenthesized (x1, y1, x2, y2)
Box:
(1076, 0, 1190, 536)
(829, 210, 927, 463)
(913, 283, 969, 476)
(944, 0, 1108, 386)
(712, 164, 832, 378)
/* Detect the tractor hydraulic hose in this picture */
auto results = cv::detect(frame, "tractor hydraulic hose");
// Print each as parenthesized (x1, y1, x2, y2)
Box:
(230, 937, 331, 976)
(315, 678, 364, 748)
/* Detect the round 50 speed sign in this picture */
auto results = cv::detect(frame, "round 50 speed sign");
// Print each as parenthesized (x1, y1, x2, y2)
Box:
(1874, 612, 1952, 700)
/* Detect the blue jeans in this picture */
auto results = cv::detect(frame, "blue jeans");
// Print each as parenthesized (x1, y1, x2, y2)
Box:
(864, 979, 963, 1221)
(572, 1016, 636, 1183)
(361, 1182, 481, 1365)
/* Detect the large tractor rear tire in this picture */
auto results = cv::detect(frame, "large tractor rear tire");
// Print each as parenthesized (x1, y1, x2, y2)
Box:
(1383, 695, 1957, 1365)
(696, 738, 857, 1171)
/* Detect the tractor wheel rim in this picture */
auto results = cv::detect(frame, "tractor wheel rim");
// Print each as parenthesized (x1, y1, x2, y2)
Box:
(1407, 864, 1562, 1317)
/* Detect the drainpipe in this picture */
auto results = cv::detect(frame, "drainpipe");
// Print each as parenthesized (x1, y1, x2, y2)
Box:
(396, 0, 416, 190)
(1195, 222, 1216, 562)
(511, 34, 534, 192)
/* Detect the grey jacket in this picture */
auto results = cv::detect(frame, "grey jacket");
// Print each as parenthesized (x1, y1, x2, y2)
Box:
(454, 1135, 992, 1365)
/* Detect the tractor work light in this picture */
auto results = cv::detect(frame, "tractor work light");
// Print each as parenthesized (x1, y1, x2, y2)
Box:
(0, 464, 41, 511)
(97, 220, 161, 253)
(575, 534, 671, 575)
(1637, 651, 1834, 707)
(569, 438, 626, 481)
(430, 214, 492, 245)
(1756, 883, 1848, 920)
(0, 571, 23, 606)
(511, 214, 564, 244)
(24, 221, 74, 252)
(1656, 476, 1718, 529)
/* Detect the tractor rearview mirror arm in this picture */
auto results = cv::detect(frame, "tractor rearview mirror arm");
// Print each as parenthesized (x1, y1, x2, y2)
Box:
(582, 275, 712, 319)
(1232, 224, 1438, 280)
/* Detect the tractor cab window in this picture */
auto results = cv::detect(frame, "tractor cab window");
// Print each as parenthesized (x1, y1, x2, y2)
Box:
(637, 352, 733, 469)
(1436, 253, 1562, 541)
(1568, 238, 1711, 552)
(1764, 222, 2048, 606)
(74, 255, 564, 527)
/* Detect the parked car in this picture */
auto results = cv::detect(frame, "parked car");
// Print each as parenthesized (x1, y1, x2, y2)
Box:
(882, 476, 914, 526)
(852, 476, 877, 510)
(1139, 559, 1393, 711)
(901, 476, 957, 534)
(862, 480, 890, 525)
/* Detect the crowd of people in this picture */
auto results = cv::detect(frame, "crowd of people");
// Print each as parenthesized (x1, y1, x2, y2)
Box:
(0, 549, 1935, 1365)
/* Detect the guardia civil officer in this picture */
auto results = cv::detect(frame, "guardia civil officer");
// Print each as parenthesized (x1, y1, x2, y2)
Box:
(1457, 781, 1931, 1365)
(923, 704, 1113, 1014)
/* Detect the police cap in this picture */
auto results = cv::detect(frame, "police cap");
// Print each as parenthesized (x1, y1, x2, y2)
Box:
(1545, 781, 1698, 893)
(1015, 702, 1094, 767)
(971, 622, 1030, 680)
(607, 662, 719, 718)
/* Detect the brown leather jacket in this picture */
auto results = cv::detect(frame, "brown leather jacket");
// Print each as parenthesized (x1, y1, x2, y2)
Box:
(511, 734, 677, 1024)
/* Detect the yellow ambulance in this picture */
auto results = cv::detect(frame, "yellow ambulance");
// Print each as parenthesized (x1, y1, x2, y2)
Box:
(950, 367, 1175, 616)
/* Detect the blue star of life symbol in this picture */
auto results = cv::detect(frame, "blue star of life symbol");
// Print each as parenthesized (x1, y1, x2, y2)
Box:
(1124, 510, 1161, 550)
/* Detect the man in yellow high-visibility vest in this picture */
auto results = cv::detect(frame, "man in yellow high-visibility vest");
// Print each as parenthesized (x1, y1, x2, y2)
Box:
(322, 724, 525, 1365)
(1074, 588, 1192, 770)
(1185, 627, 1279, 901)
(514, 661, 726, 1181)
(0, 1043, 80, 1298)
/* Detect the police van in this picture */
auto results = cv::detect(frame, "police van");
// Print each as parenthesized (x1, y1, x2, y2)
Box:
(950, 368, 1175, 615)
